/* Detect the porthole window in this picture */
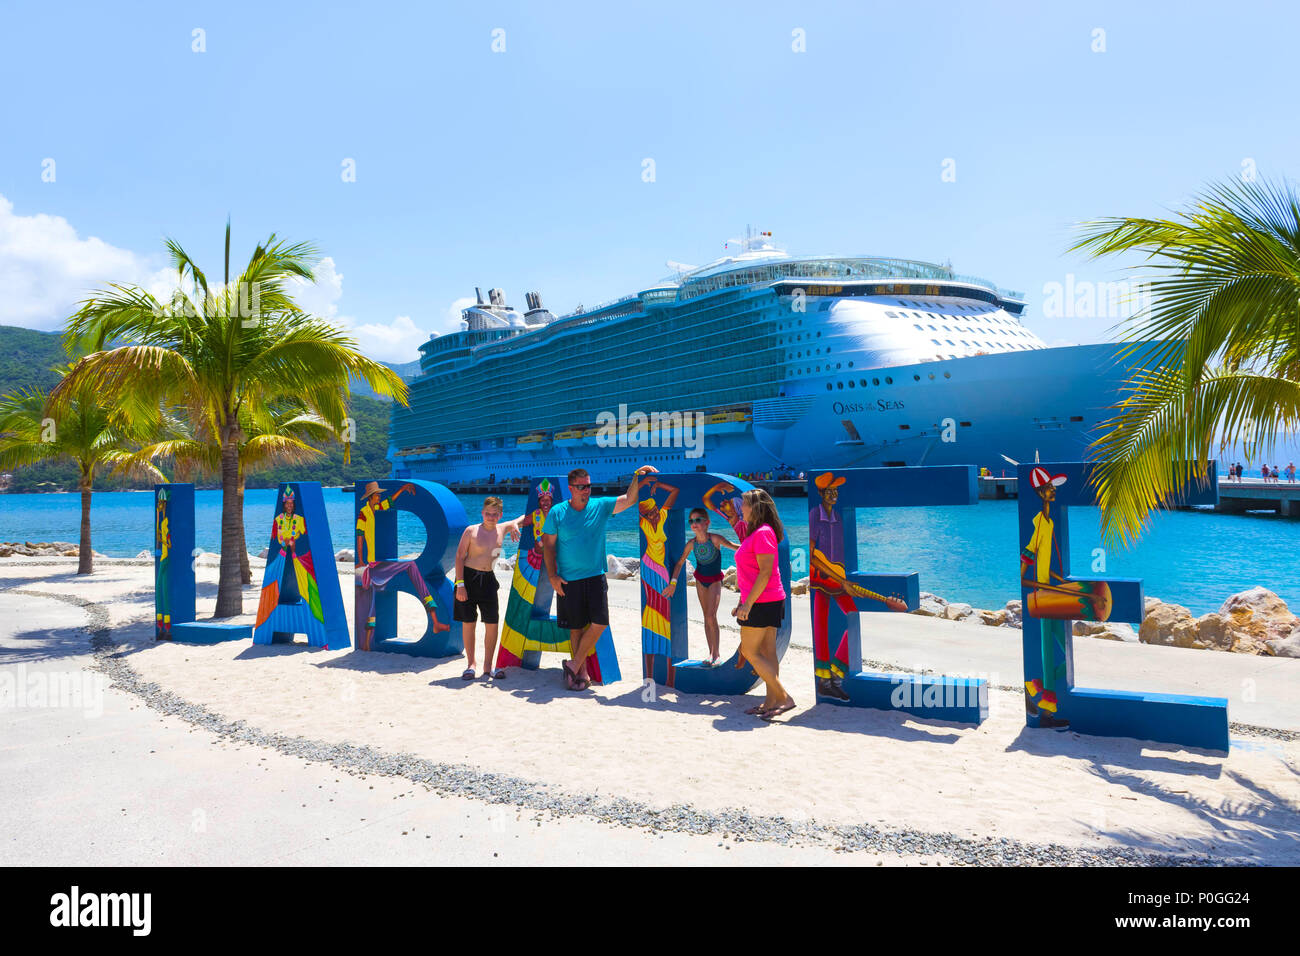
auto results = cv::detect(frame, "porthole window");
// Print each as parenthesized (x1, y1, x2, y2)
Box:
(872, 377, 880, 385)
(944, 371, 951, 379)
(885, 376, 893, 384)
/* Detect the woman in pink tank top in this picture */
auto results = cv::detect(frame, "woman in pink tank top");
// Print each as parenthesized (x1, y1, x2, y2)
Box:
(732, 488, 794, 720)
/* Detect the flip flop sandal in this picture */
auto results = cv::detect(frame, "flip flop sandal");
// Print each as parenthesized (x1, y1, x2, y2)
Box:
(461, 668, 475, 681)
(744, 703, 771, 715)
(561, 660, 577, 690)
(761, 701, 797, 721)
(492, 668, 506, 680)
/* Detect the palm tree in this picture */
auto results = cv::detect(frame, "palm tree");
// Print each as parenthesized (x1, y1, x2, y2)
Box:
(1072, 175, 1300, 546)
(129, 400, 339, 584)
(53, 222, 406, 615)
(0, 364, 161, 574)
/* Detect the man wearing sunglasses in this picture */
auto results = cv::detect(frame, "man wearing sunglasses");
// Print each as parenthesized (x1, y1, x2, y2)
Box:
(542, 464, 658, 689)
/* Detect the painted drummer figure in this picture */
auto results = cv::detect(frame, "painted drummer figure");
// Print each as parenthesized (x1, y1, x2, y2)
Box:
(1020, 466, 1071, 727)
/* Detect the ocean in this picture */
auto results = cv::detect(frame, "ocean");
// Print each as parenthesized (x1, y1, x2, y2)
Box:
(2, 488, 1294, 616)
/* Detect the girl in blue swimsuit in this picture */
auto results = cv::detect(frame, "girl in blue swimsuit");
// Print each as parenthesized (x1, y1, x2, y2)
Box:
(667, 508, 739, 665)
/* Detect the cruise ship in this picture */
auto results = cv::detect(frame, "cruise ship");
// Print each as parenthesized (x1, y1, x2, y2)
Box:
(388, 233, 1141, 483)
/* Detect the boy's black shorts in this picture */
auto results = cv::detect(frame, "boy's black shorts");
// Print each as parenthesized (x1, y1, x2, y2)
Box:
(555, 574, 608, 631)
(453, 567, 500, 624)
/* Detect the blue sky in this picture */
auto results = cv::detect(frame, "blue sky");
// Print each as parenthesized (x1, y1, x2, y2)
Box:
(1, 0, 1295, 360)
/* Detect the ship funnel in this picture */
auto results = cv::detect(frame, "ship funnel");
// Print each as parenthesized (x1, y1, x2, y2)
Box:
(489, 288, 504, 307)
(475, 287, 484, 305)
(523, 290, 555, 326)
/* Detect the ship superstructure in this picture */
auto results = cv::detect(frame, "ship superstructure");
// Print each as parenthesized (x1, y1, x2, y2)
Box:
(389, 234, 1133, 482)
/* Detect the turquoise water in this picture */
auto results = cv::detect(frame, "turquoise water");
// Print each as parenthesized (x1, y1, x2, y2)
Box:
(3, 488, 1295, 616)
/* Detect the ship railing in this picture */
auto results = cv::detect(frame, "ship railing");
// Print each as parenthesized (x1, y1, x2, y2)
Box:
(676, 257, 1019, 302)
(469, 301, 643, 361)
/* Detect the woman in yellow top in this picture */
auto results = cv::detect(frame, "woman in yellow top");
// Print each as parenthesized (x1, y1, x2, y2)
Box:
(638, 477, 679, 678)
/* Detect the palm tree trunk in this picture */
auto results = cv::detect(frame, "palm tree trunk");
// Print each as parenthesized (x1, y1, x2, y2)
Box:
(237, 465, 251, 585)
(214, 431, 244, 617)
(77, 468, 93, 575)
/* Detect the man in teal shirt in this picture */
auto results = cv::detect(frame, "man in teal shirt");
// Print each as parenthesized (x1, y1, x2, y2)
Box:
(543, 464, 657, 689)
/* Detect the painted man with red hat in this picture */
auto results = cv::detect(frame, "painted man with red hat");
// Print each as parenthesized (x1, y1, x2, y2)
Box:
(809, 471, 906, 700)
(1020, 466, 1070, 727)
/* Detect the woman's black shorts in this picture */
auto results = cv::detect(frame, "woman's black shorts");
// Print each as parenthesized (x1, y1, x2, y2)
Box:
(741, 599, 785, 629)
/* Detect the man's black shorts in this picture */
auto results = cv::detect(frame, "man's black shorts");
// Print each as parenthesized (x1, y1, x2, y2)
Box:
(453, 566, 500, 624)
(556, 574, 608, 631)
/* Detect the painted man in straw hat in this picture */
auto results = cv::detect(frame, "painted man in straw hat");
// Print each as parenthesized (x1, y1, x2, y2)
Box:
(1020, 466, 1070, 727)
(355, 480, 450, 651)
(809, 471, 907, 701)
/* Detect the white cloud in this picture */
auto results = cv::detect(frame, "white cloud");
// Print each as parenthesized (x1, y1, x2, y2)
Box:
(291, 257, 434, 363)
(441, 296, 475, 335)
(0, 195, 438, 364)
(0, 193, 175, 330)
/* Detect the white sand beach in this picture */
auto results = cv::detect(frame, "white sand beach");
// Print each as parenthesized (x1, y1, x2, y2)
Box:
(2, 555, 1297, 865)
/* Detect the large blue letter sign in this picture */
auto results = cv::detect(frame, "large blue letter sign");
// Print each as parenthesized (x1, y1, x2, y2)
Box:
(253, 482, 348, 649)
(1018, 461, 1227, 750)
(154, 482, 251, 644)
(807, 466, 986, 722)
(638, 474, 792, 695)
(353, 479, 465, 657)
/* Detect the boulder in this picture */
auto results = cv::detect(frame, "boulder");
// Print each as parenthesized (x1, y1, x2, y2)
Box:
(1215, 587, 1297, 654)
(1089, 623, 1138, 643)
(940, 602, 975, 622)
(979, 609, 1008, 627)
(1267, 629, 1300, 658)
(136, 550, 152, 560)
(790, 576, 809, 596)
(912, 593, 949, 618)
(1138, 601, 1200, 648)
(722, 566, 739, 592)
(257, 548, 269, 559)
(494, 557, 513, 572)
(335, 549, 355, 563)
(1072, 620, 1110, 636)
(1003, 600, 1023, 628)
(605, 555, 638, 580)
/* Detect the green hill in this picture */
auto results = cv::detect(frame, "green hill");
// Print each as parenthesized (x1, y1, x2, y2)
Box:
(0, 324, 399, 492)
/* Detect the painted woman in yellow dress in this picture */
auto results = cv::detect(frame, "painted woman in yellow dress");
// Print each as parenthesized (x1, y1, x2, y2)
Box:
(638, 477, 679, 678)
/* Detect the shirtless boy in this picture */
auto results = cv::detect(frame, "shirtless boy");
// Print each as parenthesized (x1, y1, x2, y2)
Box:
(453, 496, 524, 680)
